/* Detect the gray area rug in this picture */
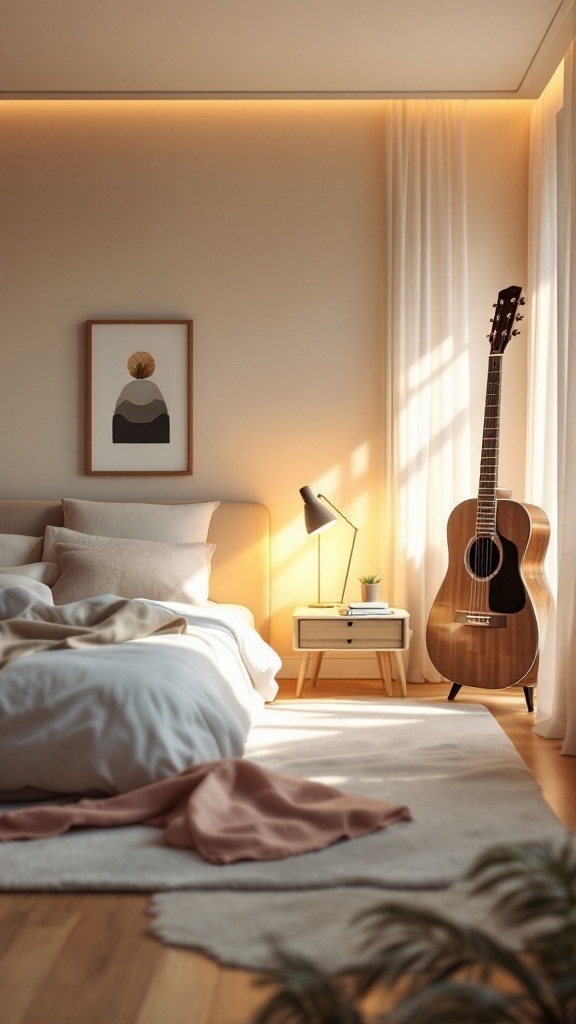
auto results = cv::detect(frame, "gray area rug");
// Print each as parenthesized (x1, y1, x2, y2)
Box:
(148, 699, 573, 970)
(0, 699, 569, 898)
(148, 882, 517, 973)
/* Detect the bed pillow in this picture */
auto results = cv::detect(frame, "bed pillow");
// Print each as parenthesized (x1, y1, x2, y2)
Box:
(0, 534, 43, 565)
(0, 574, 54, 603)
(51, 542, 215, 606)
(61, 498, 219, 544)
(0, 562, 60, 586)
(42, 525, 185, 563)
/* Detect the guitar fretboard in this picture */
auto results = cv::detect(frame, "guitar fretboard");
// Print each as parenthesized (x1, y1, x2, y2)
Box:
(476, 353, 502, 536)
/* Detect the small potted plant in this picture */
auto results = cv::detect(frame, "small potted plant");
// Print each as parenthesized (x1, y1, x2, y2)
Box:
(359, 573, 382, 602)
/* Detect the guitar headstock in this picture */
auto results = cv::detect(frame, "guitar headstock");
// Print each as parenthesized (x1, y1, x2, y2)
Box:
(488, 285, 524, 354)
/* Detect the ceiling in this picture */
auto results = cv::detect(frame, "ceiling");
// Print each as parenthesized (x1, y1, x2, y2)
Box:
(1, 0, 574, 100)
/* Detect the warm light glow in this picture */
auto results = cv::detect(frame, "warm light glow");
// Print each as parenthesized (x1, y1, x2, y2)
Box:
(0, 99, 389, 117)
(311, 519, 337, 536)
(350, 441, 370, 478)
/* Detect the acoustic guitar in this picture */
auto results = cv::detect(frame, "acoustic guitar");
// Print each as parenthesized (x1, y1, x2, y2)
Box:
(426, 285, 552, 707)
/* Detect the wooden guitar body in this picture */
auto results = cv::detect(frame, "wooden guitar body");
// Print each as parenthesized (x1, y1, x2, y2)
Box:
(427, 286, 552, 699)
(426, 498, 552, 689)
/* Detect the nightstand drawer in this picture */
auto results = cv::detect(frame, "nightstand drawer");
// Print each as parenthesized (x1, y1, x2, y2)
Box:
(297, 617, 404, 649)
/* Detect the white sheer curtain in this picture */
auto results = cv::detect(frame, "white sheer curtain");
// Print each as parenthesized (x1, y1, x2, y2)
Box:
(527, 47, 576, 754)
(381, 101, 471, 681)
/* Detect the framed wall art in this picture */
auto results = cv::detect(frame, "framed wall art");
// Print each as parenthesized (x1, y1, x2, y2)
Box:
(85, 319, 193, 476)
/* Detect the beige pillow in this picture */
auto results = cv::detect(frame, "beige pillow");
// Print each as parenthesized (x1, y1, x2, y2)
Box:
(0, 535, 43, 565)
(61, 498, 219, 544)
(42, 525, 173, 564)
(52, 542, 215, 606)
(0, 562, 59, 586)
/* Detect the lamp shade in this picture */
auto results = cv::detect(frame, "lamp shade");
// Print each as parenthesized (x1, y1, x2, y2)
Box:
(299, 486, 338, 535)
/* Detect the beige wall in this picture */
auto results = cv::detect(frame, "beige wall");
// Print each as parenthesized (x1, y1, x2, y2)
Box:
(0, 99, 532, 675)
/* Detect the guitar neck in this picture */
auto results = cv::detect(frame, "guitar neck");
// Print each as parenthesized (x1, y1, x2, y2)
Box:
(476, 352, 502, 536)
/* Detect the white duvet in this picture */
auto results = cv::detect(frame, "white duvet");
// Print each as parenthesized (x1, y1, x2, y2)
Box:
(0, 584, 281, 798)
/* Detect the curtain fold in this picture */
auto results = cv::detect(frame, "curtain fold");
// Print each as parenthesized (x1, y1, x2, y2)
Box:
(381, 101, 470, 682)
(527, 48, 576, 754)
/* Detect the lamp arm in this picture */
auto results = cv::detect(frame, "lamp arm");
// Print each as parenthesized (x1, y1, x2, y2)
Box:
(317, 495, 357, 531)
(339, 527, 358, 604)
(317, 495, 358, 604)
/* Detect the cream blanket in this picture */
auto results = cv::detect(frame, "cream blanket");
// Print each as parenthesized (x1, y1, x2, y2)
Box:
(0, 589, 188, 673)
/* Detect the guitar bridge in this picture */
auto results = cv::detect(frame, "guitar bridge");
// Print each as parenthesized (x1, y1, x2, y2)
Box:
(454, 611, 507, 628)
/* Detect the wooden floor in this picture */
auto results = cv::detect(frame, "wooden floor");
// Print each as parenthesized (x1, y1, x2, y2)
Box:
(1, 679, 575, 1024)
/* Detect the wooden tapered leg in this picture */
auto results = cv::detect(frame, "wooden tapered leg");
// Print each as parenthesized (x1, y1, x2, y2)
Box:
(296, 653, 311, 698)
(392, 651, 407, 697)
(376, 652, 392, 695)
(447, 682, 461, 701)
(310, 651, 324, 687)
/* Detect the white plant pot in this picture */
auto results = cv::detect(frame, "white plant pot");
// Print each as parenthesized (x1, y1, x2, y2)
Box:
(361, 583, 381, 602)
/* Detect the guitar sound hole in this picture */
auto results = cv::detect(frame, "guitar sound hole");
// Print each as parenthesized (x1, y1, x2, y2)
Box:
(467, 537, 501, 580)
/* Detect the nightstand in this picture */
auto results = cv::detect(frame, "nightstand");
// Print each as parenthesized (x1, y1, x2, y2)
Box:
(293, 606, 410, 698)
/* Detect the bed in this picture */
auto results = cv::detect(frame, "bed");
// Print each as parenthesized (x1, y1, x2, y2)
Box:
(0, 498, 281, 800)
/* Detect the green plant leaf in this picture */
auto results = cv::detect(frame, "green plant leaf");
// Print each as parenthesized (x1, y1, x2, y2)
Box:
(381, 978, 527, 1024)
(355, 900, 561, 1020)
(467, 841, 576, 934)
(253, 842, 576, 1024)
(253, 947, 365, 1024)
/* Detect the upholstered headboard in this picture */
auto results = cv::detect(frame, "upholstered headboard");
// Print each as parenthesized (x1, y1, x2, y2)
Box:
(0, 500, 270, 641)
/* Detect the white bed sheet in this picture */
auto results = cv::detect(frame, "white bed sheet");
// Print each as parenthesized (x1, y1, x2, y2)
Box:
(0, 588, 281, 798)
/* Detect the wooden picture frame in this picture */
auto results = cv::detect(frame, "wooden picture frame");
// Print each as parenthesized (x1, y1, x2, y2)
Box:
(85, 319, 193, 476)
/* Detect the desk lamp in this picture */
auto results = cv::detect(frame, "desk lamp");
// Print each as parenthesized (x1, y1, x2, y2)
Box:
(299, 485, 358, 607)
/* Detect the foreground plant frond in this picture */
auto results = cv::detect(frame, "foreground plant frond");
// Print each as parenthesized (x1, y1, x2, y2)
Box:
(467, 839, 576, 929)
(253, 947, 365, 1024)
(467, 838, 576, 1016)
(356, 899, 509, 982)
(379, 979, 527, 1024)
(251, 841, 576, 1024)
(355, 900, 559, 1021)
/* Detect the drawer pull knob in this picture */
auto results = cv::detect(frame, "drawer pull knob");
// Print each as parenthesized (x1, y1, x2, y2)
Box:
(347, 638, 352, 644)
(347, 621, 353, 628)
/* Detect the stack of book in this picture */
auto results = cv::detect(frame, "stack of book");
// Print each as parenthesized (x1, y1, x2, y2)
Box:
(342, 602, 392, 616)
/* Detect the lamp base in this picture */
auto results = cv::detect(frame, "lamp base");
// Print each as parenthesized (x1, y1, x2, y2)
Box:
(308, 601, 341, 608)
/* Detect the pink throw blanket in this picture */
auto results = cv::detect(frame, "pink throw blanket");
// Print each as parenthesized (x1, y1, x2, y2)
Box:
(0, 760, 411, 864)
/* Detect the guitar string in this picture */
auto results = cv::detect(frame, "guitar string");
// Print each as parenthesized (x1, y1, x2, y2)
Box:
(481, 358, 499, 613)
(470, 355, 501, 617)
(453, 289, 521, 628)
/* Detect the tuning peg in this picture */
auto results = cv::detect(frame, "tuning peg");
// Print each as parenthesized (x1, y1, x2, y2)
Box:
(512, 329, 521, 336)
(516, 315, 524, 321)
(519, 297, 526, 305)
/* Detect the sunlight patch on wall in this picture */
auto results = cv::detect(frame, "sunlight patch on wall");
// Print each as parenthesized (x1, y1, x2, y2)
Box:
(398, 333, 470, 565)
